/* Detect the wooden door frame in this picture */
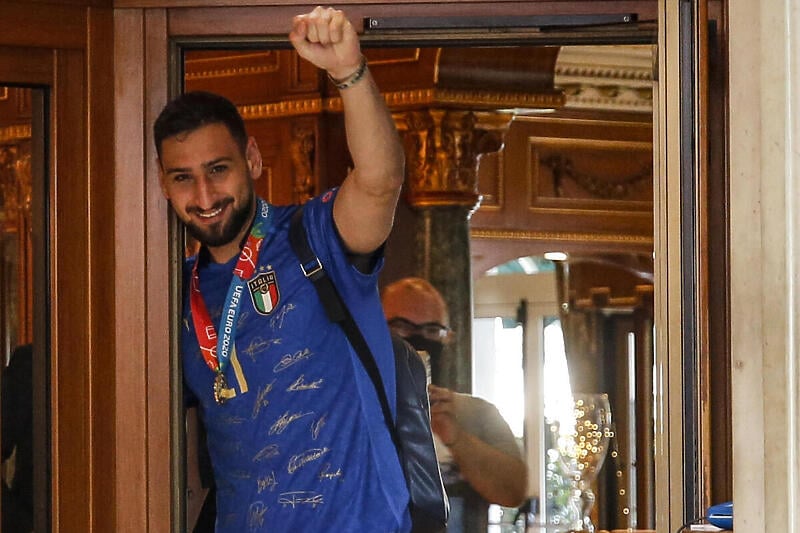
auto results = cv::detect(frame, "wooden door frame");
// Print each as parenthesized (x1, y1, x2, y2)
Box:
(0, 1, 722, 532)
(0, 3, 116, 533)
(114, 3, 721, 533)
(657, 0, 727, 528)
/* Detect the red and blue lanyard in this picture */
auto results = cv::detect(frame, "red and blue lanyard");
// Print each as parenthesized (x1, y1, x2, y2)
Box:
(189, 198, 273, 383)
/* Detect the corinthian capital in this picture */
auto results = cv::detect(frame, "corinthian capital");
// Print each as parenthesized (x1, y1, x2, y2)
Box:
(396, 108, 511, 210)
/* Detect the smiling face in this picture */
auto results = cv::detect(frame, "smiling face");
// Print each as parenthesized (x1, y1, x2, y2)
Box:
(159, 122, 262, 263)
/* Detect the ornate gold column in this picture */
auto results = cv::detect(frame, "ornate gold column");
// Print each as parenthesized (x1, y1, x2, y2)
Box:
(396, 108, 509, 392)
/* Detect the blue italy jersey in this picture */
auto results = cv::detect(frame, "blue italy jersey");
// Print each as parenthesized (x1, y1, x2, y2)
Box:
(182, 190, 411, 532)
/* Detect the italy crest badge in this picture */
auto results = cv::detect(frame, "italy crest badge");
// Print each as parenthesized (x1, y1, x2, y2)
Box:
(248, 270, 280, 315)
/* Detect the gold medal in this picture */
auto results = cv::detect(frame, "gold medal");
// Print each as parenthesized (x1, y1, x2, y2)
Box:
(213, 373, 228, 405)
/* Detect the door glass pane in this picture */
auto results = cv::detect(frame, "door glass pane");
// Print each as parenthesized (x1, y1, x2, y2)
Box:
(472, 317, 524, 438)
(0, 85, 48, 533)
(541, 317, 581, 530)
(473, 316, 525, 532)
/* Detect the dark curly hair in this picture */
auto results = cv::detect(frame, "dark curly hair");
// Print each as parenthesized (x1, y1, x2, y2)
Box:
(153, 91, 248, 160)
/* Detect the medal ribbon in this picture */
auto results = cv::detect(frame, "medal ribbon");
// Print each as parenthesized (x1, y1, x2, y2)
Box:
(190, 198, 272, 376)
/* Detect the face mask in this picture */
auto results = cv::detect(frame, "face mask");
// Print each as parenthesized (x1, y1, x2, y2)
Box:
(405, 334, 444, 384)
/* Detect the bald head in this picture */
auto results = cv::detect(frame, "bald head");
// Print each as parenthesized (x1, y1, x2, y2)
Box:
(381, 277, 449, 326)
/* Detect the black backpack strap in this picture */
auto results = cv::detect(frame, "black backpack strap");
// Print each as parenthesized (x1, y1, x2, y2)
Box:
(288, 207, 400, 446)
(289, 209, 450, 532)
(288, 208, 348, 324)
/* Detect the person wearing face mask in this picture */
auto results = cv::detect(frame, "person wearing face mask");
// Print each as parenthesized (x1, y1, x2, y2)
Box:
(381, 277, 528, 533)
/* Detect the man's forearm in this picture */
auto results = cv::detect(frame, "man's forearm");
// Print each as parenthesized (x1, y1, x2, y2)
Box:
(449, 432, 529, 508)
(332, 66, 405, 254)
(335, 65, 405, 253)
(340, 66, 405, 195)
(289, 8, 404, 253)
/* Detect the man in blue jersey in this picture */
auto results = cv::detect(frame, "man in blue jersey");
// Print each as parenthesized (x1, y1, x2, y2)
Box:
(155, 7, 409, 532)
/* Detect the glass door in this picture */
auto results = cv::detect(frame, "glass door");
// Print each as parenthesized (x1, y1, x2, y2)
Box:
(0, 84, 49, 533)
(473, 263, 558, 531)
(474, 256, 654, 532)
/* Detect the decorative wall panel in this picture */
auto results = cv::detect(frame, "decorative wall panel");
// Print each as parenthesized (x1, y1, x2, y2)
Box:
(471, 112, 653, 273)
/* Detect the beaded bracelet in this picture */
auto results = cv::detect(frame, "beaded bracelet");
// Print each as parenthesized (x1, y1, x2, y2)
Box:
(328, 56, 368, 90)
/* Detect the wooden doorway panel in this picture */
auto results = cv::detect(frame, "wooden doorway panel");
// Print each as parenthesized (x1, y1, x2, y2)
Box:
(0, 3, 116, 531)
(117, 3, 672, 533)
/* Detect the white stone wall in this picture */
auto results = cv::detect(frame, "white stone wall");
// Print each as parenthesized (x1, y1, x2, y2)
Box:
(730, 0, 800, 531)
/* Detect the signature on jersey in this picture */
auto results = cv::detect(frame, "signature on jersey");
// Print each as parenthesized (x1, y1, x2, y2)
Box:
(278, 491, 324, 509)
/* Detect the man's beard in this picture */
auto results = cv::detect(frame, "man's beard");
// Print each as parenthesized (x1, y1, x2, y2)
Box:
(184, 192, 254, 248)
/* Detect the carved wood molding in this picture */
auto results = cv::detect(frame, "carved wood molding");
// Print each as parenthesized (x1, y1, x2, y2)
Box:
(471, 227, 653, 245)
(235, 87, 561, 119)
(555, 45, 654, 112)
(540, 153, 652, 200)
(238, 99, 322, 120)
(236, 88, 558, 120)
(0, 124, 31, 144)
(324, 88, 564, 114)
(527, 135, 653, 210)
(184, 51, 278, 81)
(0, 144, 31, 234)
(570, 284, 654, 311)
(289, 120, 315, 204)
(395, 108, 511, 208)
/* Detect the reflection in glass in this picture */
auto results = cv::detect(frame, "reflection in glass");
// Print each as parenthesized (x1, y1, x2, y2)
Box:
(543, 319, 582, 531)
(569, 393, 613, 533)
(546, 390, 614, 533)
(0, 85, 40, 533)
(473, 317, 524, 438)
(475, 257, 652, 532)
(2, 343, 32, 532)
(474, 316, 527, 532)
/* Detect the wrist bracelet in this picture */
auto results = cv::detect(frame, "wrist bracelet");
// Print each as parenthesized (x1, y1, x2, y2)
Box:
(328, 56, 368, 90)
